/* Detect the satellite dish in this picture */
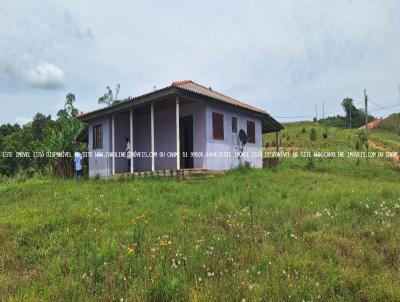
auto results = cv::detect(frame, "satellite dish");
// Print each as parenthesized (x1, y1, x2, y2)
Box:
(238, 129, 247, 157)
(239, 129, 247, 145)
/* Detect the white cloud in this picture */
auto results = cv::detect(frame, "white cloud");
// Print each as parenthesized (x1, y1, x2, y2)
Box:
(22, 62, 65, 89)
(0, 0, 400, 124)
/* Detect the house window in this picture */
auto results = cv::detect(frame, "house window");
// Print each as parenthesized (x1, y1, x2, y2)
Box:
(212, 112, 224, 140)
(93, 124, 103, 149)
(231, 117, 237, 133)
(247, 121, 255, 143)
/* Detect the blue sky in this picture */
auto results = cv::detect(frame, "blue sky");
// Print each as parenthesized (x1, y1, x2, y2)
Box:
(1, 0, 400, 124)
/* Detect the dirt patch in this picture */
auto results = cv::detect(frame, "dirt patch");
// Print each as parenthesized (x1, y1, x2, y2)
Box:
(369, 140, 400, 167)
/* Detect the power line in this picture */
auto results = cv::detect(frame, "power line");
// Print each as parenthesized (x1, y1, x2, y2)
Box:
(368, 101, 400, 111)
(271, 95, 400, 120)
(272, 114, 315, 119)
(272, 109, 342, 119)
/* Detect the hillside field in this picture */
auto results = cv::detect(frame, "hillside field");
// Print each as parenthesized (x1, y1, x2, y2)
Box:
(1, 123, 400, 301)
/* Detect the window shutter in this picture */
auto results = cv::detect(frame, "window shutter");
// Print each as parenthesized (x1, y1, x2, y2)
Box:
(232, 117, 237, 133)
(212, 112, 224, 140)
(247, 121, 255, 143)
(93, 125, 103, 149)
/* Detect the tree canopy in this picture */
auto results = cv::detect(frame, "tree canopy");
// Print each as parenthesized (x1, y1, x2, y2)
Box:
(98, 84, 121, 107)
(0, 93, 86, 177)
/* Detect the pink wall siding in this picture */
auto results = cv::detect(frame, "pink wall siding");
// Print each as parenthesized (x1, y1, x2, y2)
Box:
(87, 100, 261, 176)
(205, 104, 262, 170)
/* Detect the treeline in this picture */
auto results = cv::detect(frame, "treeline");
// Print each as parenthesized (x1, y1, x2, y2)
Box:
(318, 97, 374, 128)
(0, 94, 85, 178)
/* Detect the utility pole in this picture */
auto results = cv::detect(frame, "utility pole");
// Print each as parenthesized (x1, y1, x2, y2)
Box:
(364, 89, 369, 163)
(322, 102, 325, 119)
(315, 104, 317, 121)
(397, 85, 400, 135)
(349, 105, 352, 129)
(364, 89, 368, 137)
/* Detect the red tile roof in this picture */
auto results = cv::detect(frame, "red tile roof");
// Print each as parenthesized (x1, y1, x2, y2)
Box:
(171, 80, 267, 114)
(358, 118, 382, 130)
(78, 80, 282, 132)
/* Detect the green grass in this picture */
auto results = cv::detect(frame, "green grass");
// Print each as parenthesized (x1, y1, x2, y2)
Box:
(369, 129, 400, 152)
(378, 113, 400, 133)
(1, 155, 400, 301)
(265, 121, 357, 150)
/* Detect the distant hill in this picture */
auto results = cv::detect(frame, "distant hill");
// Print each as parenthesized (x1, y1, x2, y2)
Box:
(378, 113, 400, 133)
(318, 114, 375, 128)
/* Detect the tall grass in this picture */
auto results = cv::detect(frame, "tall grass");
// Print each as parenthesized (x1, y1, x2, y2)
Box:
(1, 155, 399, 301)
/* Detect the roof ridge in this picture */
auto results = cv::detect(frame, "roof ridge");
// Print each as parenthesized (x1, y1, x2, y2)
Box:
(79, 80, 272, 119)
(171, 80, 192, 86)
(180, 80, 267, 114)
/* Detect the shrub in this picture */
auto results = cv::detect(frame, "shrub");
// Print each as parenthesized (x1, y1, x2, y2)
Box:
(355, 131, 367, 150)
(306, 156, 315, 170)
(310, 128, 317, 141)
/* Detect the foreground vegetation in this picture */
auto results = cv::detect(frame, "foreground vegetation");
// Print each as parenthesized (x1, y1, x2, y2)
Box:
(378, 113, 400, 133)
(265, 121, 399, 153)
(369, 129, 400, 152)
(1, 121, 399, 301)
(1, 155, 400, 301)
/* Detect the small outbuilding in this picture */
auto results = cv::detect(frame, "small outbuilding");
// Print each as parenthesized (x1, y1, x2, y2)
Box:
(78, 80, 283, 177)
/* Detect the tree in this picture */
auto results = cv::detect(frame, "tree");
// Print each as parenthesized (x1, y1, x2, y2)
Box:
(0, 123, 20, 150)
(339, 97, 375, 129)
(47, 117, 85, 177)
(355, 131, 368, 165)
(0, 115, 55, 176)
(0, 126, 33, 175)
(57, 93, 79, 120)
(31, 113, 54, 140)
(341, 98, 357, 119)
(97, 83, 121, 106)
(98, 86, 113, 107)
(0, 93, 86, 177)
(47, 93, 86, 177)
(310, 128, 317, 141)
(98, 84, 121, 107)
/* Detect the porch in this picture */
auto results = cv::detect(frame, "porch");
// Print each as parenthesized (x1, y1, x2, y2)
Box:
(98, 96, 206, 176)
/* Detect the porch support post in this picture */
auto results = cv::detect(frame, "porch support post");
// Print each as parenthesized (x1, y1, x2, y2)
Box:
(150, 102, 155, 172)
(275, 131, 279, 153)
(129, 108, 134, 173)
(176, 96, 180, 170)
(112, 113, 115, 175)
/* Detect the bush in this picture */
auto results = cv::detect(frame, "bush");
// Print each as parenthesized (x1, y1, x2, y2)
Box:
(310, 128, 317, 141)
(355, 131, 367, 150)
(306, 156, 315, 170)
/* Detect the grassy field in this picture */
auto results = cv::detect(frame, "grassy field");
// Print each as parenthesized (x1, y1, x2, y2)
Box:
(265, 121, 400, 152)
(369, 129, 400, 152)
(377, 113, 400, 133)
(264, 121, 351, 149)
(1, 123, 400, 301)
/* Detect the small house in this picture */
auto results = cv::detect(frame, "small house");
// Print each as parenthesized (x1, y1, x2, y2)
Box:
(78, 80, 283, 177)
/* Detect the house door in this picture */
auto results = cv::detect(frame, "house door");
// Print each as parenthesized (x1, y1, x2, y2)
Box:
(180, 115, 193, 169)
